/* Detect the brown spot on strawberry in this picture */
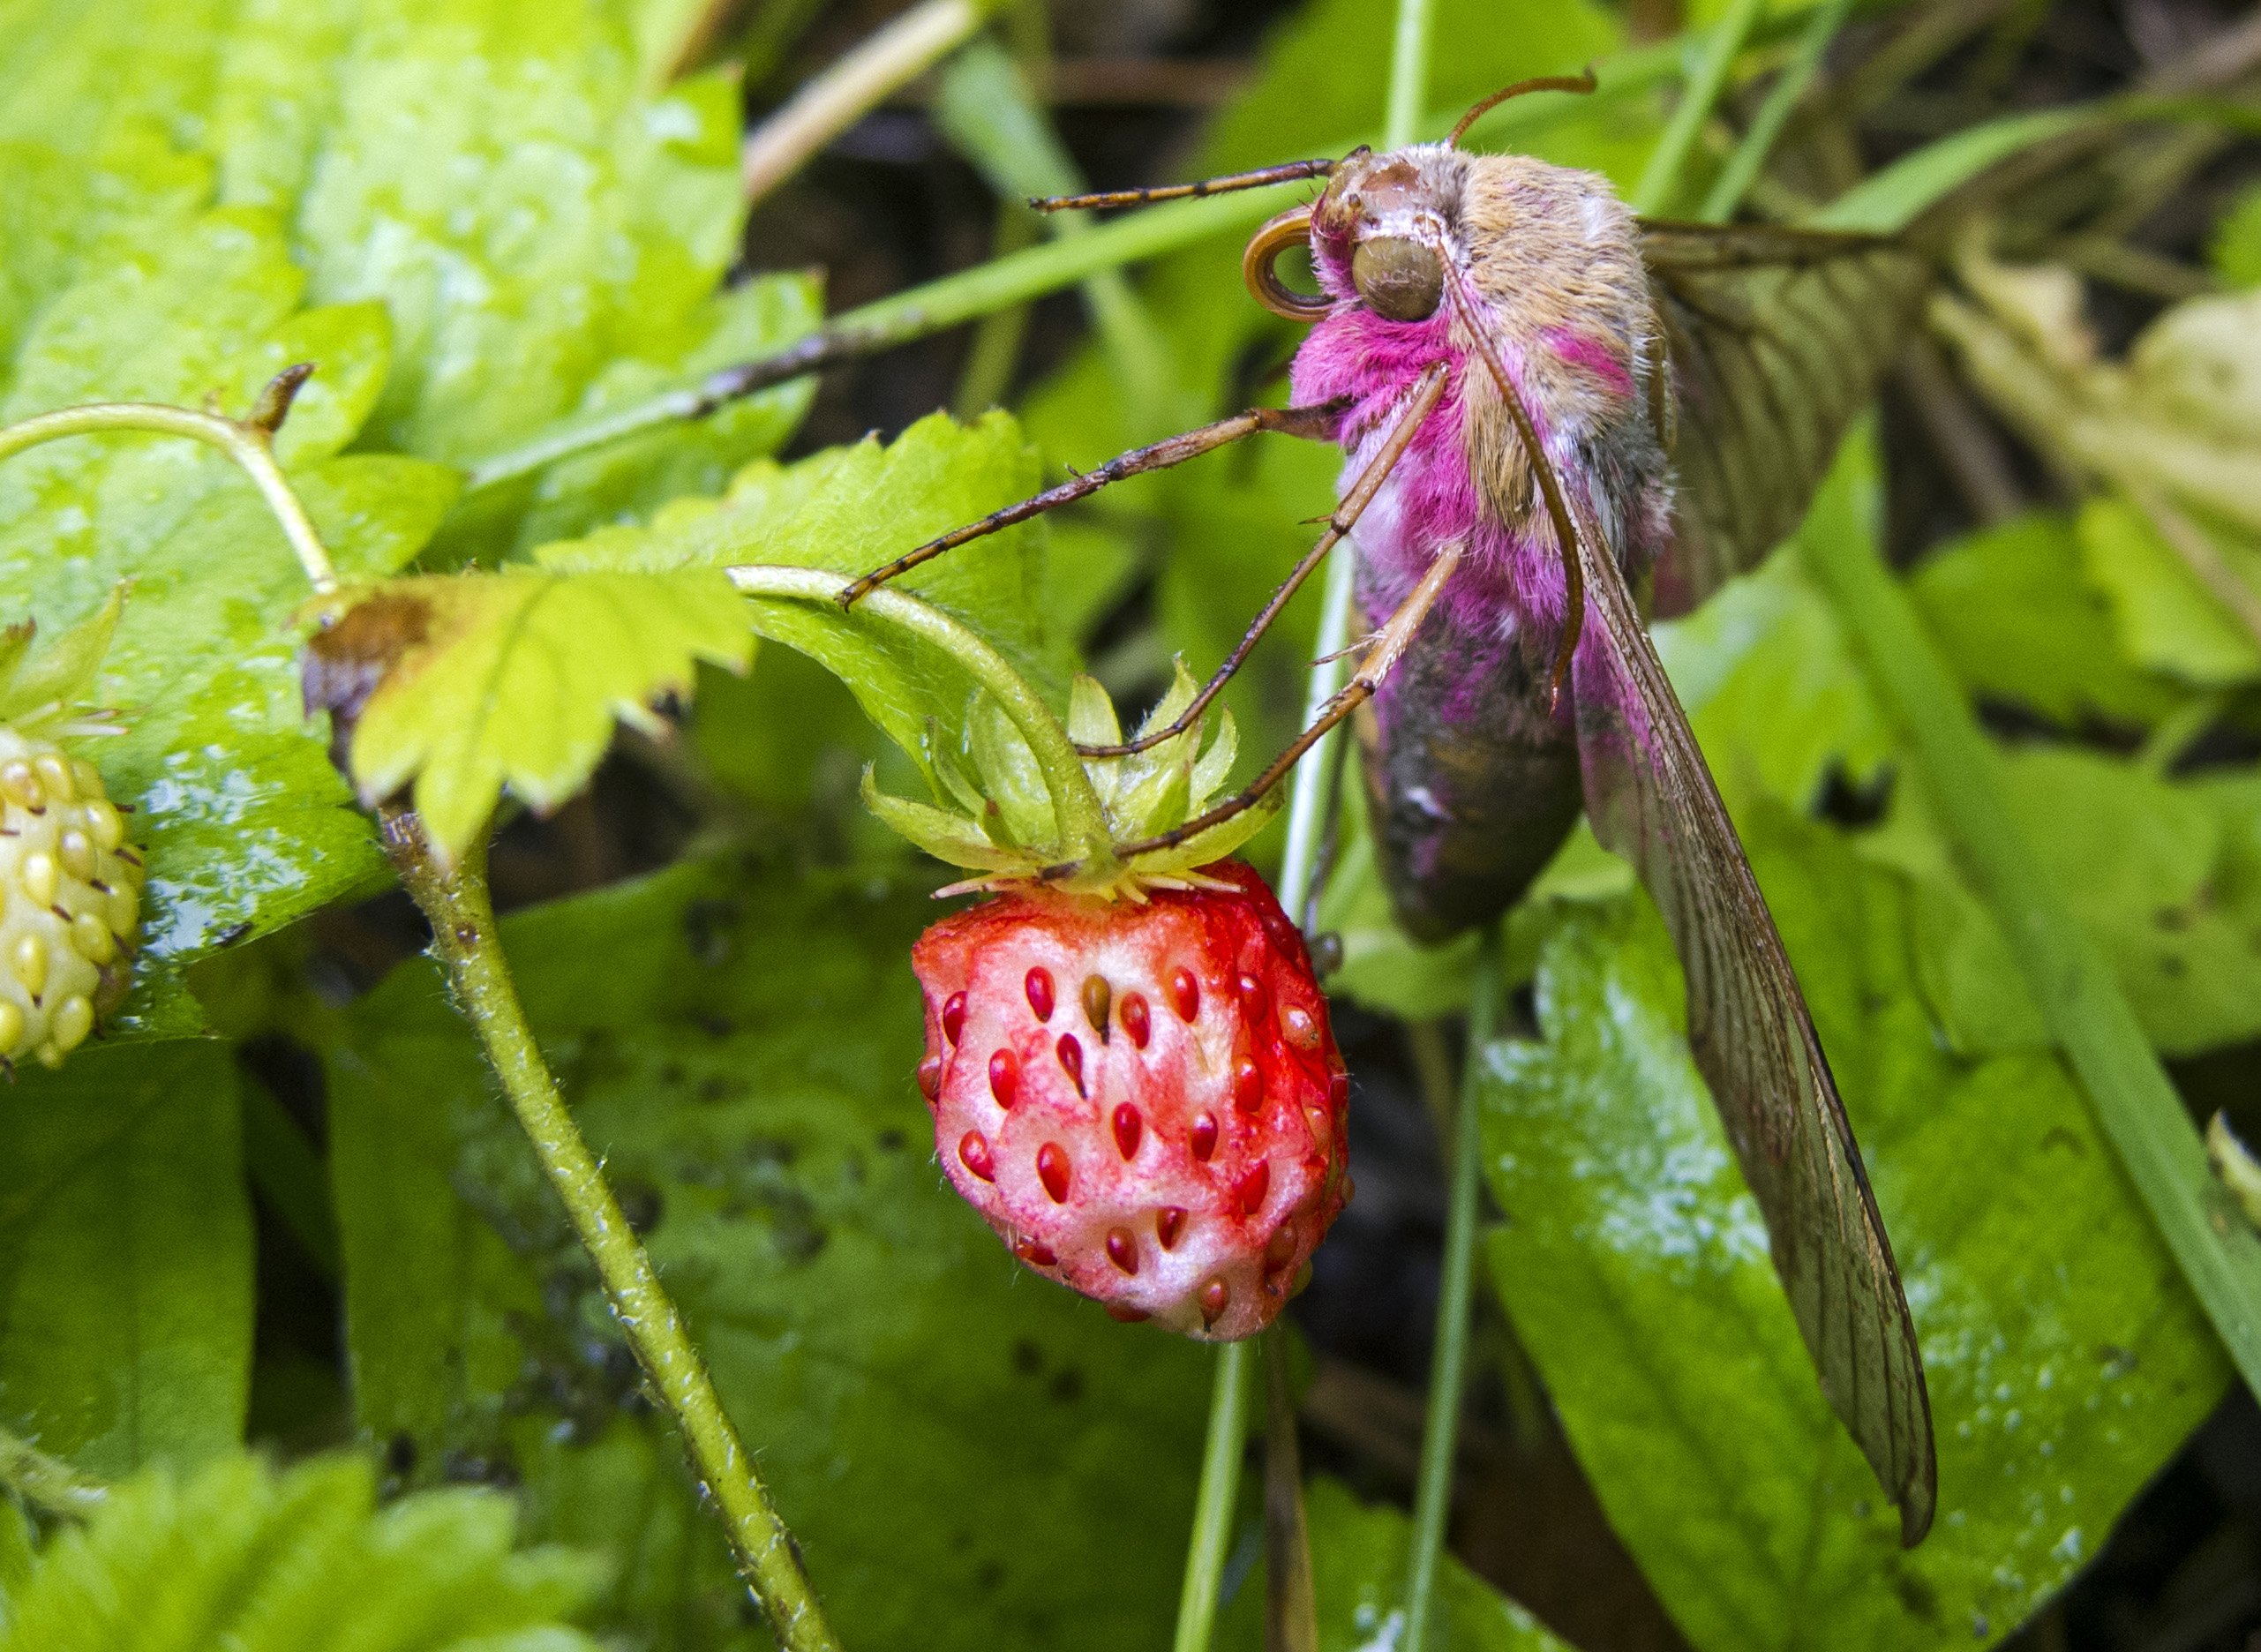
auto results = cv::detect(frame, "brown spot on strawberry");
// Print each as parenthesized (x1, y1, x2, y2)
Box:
(1281, 1004, 1319, 1049)
(916, 1055, 943, 1101)
(1081, 973, 1111, 1040)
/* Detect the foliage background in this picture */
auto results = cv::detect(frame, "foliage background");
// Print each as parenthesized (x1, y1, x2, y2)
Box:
(0, 0, 2258, 1648)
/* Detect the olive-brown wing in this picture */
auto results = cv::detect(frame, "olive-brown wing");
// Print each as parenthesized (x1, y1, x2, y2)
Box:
(1566, 484, 1938, 1544)
(1641, 222, 1929, 614)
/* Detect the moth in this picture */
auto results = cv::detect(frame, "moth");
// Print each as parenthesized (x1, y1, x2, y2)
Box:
(845, 74, 1938, 1543)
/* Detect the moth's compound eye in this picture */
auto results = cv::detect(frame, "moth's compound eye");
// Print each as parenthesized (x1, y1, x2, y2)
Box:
(1351, 237, 1442, 322)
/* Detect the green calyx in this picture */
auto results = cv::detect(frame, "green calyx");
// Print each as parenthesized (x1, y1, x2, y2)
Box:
(0, 587, 127, 741)
(864, 659, 1280, 899)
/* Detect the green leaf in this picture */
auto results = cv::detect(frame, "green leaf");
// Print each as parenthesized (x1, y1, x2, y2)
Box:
(2077, 492, 2261, 687)
(1909, 512, 2190, 728)
(1478, 817, 2227, 1652)
(332, 567, 754, 860)
(0, 1042, 251, 1476)
(545, 409, 1067, 785)
(1993, 749, 2261, 1055)
(0, 1451, 604, 1652)
(0, 204, 458, 1027)
(323, 855, 1211, 1652)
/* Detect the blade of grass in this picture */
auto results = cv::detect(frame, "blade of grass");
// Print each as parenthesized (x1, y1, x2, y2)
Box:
(1634, 0, 1768, 214)
(1699, 0, 1854, 222)
(1800, 454, 2261, 1405)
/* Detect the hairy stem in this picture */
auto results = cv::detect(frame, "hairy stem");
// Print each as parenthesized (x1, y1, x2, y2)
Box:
(1174, 1339, 1254, 1652)
(725, 565, 1115, 867)
(0, 395, 337, 594)
(1800, 477, 2261, 1405)
(741, 0, 995, 206)
(382, 813, 841, 1652)
(1401, 935, 1499, 1652)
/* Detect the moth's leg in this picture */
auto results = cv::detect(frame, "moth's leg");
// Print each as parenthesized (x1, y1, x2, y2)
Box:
(1095, 541, 1466, 865)
(1444, 267, 1588, 708)
(838, 399, 1348, 607)
(1079, 360, 1449, 759)
(1035, 159, 1339, 214)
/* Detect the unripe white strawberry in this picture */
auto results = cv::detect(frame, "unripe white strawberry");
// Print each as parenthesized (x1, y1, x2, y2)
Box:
(0, 730, 142, 1068)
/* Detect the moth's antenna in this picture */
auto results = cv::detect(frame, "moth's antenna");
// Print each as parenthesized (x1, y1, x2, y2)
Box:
(1033, 158, 1341, 214)
(1446, 70, 1598, 149)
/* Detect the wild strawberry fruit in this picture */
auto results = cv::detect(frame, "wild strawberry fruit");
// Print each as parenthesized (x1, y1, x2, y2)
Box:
(913, 860, 1346, 1339)
(0, 732, 143, 1067)
(868, 660, 1348, 1339)
(0, 593, 145, 1069)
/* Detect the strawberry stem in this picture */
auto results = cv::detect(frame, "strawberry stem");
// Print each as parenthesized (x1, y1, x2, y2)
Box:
(1401, 931, 1499, 1652)
(379, 809, 844, 1652)
(727, 565, 1117, 870)
(0, 387, 340, 595)
(1171, 1339, 1253, 1652)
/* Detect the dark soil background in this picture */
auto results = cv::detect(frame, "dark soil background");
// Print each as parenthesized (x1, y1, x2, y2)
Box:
(252, 2, 2261, 1648)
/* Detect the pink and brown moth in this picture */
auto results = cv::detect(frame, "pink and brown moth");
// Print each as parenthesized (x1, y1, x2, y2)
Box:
(845, 75, 1938, 1543)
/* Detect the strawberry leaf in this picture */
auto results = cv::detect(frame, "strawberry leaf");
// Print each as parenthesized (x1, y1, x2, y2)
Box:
(0, 1042, 251, 1475)
(543, 409, 1065, 785)
(327, 568, 754, 861)
(0, 1451, 602, 1652)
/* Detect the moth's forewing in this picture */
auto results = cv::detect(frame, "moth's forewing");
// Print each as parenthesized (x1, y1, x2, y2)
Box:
(1565, 488, 1939, 1545)
(1641, 224, 1929, 615)
(1354, 585, 1581, 946)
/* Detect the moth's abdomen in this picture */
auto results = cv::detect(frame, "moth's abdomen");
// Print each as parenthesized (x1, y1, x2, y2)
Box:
(1356, 577, 1581, 945)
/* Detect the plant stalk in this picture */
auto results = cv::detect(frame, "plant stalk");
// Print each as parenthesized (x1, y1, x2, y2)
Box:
(0, 397, 337, 594)
(380, 811, 841, 1652)
(725, 564, 1115, 867)
(1799, 481, 2261, 1404)
(741, 0, 995, 206)
(1173, 1339, 1254, 1652)
(1401, 935, 1499, 1652)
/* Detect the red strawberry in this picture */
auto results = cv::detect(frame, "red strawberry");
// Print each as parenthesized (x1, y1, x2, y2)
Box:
(913, 859, 1349, 1340)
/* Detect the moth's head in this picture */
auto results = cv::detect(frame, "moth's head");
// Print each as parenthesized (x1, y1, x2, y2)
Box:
(1243, 145, 1461, 326)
